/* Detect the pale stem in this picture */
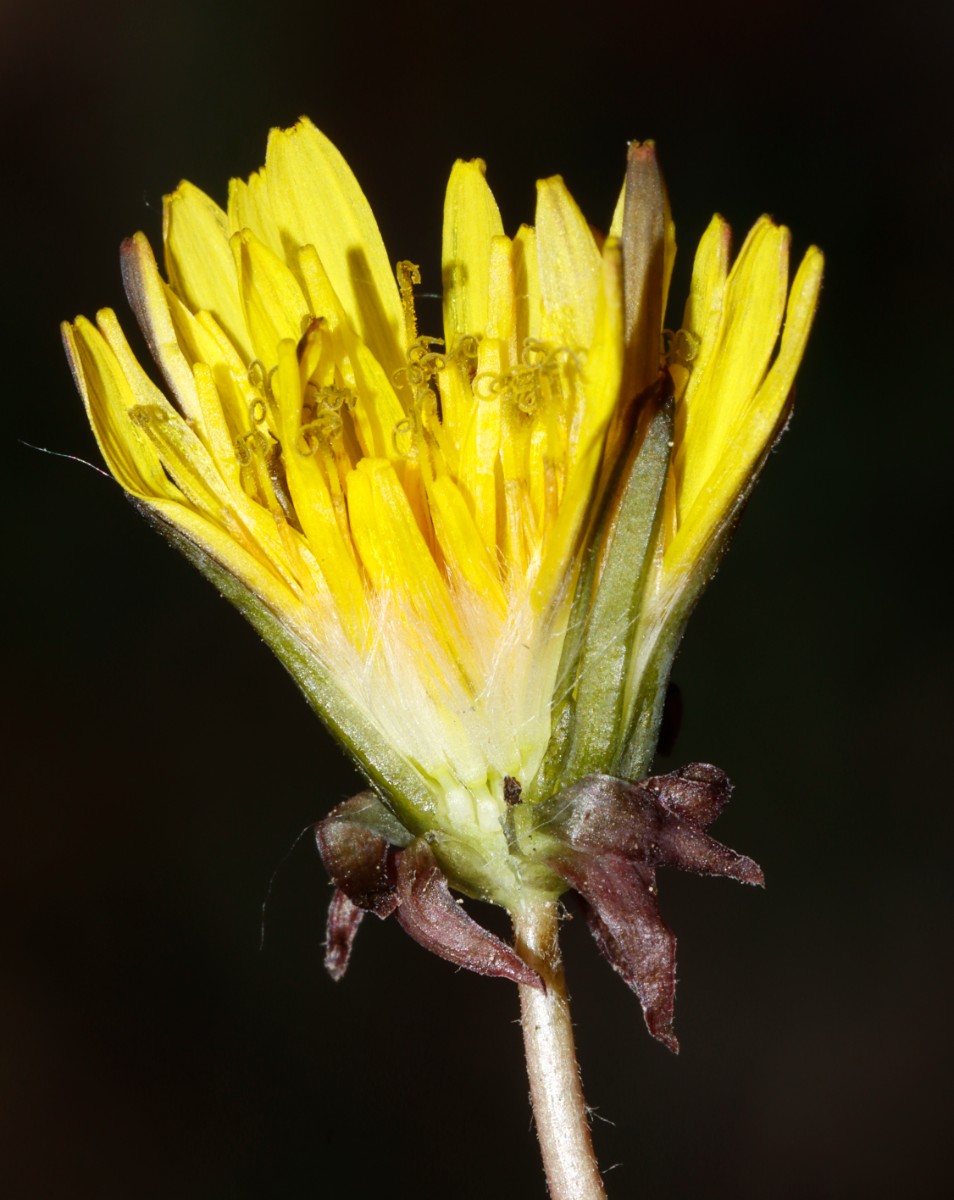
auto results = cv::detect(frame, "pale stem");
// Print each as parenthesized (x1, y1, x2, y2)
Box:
(514, 901, 607, 1200)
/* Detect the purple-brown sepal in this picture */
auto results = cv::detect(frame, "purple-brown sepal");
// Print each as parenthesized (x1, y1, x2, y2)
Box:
(316, 792, 543, 990)
(539, 764, 763, 1051)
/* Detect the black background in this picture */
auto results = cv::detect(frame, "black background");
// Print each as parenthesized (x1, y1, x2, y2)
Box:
(4, 1, 952, 1196)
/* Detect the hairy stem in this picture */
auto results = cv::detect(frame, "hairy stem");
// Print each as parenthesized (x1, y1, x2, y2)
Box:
(514, 902, 607, 1200)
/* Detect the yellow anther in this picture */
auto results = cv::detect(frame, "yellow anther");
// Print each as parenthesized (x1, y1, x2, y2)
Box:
(397, 260, 422, 347)
(393, 417, 417, 459)
(473, 372, 499, 400)
(296, 407, 344, 456)
(398, 261, 422, 289)
(233, 424, 281, 507)
(668, 327, 699, 366)
(317, 407, 344, 435)
(521, 338, 549, 367)
(408, 335, 445, 365)
(236, 428, 270, 460)
(247, 360, 278, 408)
(394, 333, 447, 449)
(305, 382, 352, 414)
(451, 334, 480, 362)
(546, 345, 582, 374)
(392, 363, 424, 390)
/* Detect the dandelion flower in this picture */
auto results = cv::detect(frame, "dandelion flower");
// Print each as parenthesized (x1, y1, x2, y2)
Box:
(64, 118, 822, 1200)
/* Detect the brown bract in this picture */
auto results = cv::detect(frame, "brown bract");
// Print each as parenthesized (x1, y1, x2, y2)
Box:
(315, 765, 762, 1052)
(540, 766, 764, 1051)
(315, 793, 544, 990)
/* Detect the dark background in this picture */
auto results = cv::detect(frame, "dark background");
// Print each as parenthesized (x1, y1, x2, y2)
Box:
(4, 0, 952, 1196)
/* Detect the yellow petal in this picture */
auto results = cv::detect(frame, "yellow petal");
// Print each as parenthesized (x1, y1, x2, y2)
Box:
(670, 214, 731, 404)
(434, 356, 472, 458)
(458, 374, 501, 556)
(427, 473, 506, 612)
(273, 339, 368, 632)
(348, 335, 410, 463)
(62, 314, 177, 501)
(668, 215, 732, 519)
(346, 458, 459, 657)
(264, 117, 404, 376)
(121, 232, 204, 422)
(512, 224, 541, 347)
(72, 307, 251, 547)
(745, 245, 824, 425)
(535, 239, 624, 608)
(227, 168, 284, 260)
(153, 304, 318, 578)
(296, 240, 349, 334)
(160, 287, 249, 469)
(668, 244, 824, 575)
(163, 182, 249, 360)
(147, 495, 305, 623)
(441, 159, 504, 347)
(188, 359, 246, 491)
(297, 243, 407, 462)
(486, 235, 516, 346)
(535, 176, 601, 349)
(92, 307, 295, 584)
(231, 228, 309, 365)
(677, 217, 790, 517)
(126, 391, 235, 526)
(66, 310, 308, 617)
(567, 240, 625, 468)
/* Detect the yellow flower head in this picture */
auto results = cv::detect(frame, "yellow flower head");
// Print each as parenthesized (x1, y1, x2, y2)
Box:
(63, 118, 822, 910)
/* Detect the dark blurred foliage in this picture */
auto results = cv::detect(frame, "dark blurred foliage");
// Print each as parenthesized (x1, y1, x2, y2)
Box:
(3, 0, 952, 1196)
